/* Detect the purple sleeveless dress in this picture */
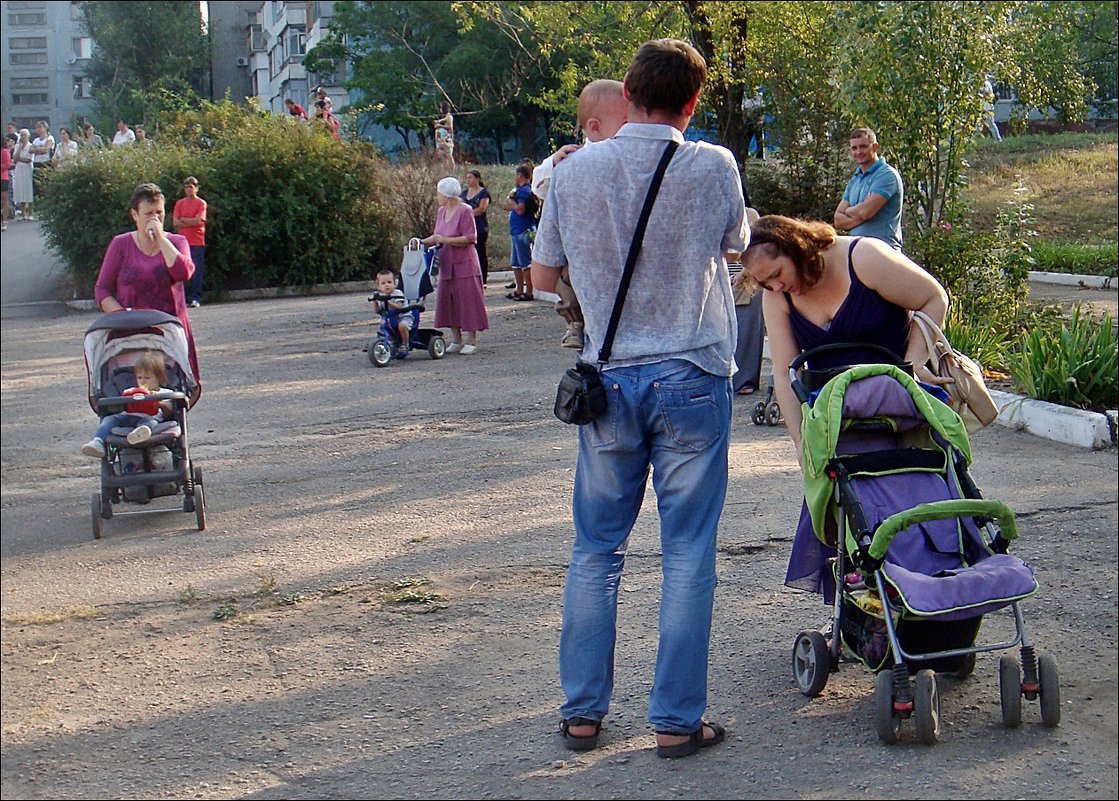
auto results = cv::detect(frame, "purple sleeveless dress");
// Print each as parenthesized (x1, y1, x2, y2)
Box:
(785, 238, 911, 601)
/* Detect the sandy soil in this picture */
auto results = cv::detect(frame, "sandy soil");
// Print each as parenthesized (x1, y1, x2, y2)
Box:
(2, 285, 1116, 799)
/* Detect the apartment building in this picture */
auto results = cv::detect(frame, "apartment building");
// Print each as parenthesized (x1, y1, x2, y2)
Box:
(209, 1, 347, 116)
(0, 0, 95, 132)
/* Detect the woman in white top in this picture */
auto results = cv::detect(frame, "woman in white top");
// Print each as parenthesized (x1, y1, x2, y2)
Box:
(11, 129, 35, 220)
(53, 127, 80, 166)
(112, 119, 135, 147)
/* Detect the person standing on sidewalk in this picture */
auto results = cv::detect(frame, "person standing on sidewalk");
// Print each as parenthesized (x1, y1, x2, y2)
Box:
(173, 176, 207, 307)
(531, 38, 747, 759)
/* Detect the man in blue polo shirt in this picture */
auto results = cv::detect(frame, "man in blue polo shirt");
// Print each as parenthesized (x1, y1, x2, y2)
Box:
(834, 127, 903, 250)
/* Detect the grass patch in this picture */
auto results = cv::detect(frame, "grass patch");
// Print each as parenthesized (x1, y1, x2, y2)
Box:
(3, 607, 101, 626)
(961, 133, 1117, 248)
(1031, 241, 1118, 277)
(380, 576, 445, 605)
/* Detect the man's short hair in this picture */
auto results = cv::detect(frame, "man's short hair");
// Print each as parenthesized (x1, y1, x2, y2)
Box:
(515, 164, 532, 181)
(850, 127, 878, 145)
(623, 39, 706, 116)
(183, 176, 198, 187)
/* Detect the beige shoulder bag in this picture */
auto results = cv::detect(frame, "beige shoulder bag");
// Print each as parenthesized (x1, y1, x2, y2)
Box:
(911, 310, 1000, 433)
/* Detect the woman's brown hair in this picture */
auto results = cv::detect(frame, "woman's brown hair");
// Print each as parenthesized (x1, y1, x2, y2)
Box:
(743, 215, 837, 291)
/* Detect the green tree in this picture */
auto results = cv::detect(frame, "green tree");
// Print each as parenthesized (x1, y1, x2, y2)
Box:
(78, 1, 209, 130)
(834, 0, 1091, 234)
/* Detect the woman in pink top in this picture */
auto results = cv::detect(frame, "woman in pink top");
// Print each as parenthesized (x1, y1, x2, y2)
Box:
(1, 142, 10, 231)
(94, 183, 200, 386)
(420, 176, 488, 354)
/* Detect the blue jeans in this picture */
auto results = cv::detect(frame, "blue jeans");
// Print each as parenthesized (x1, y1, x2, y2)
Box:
(510, 229, 534, 268)
(188, 245, 206, 303)
(558, 359, 732, 733)
(94, 412, 157, 442)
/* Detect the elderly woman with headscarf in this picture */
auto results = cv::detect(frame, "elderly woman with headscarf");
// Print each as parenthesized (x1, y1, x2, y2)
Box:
(419, 176, 489, 354)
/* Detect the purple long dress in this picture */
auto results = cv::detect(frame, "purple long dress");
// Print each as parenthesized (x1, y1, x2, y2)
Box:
(433, 204, 489, 333)
(785, 238, 910, 601)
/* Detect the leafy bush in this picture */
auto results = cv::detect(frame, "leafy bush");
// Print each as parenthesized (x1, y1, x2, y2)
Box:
(381, 160, 518, 270)
(1030, 242, 1118, 277)
(37, 101, 398, 298)
(1009, 307, 1119, 410)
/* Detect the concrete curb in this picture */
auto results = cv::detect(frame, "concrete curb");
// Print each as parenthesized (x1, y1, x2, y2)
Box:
(1028, 270, 1116, 290)
(990, 389, 1116, 450)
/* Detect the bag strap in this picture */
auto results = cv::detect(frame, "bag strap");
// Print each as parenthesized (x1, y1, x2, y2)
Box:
(597, 140, 679, 365)
(911, 310, 953, 373)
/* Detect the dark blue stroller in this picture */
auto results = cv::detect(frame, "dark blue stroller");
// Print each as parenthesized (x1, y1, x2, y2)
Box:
(366, 238, 447, 367)
(787, 344, 1059, 745)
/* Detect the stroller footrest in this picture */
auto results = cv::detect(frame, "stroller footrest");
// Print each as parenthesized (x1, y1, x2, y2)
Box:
(882, 554, 1039, 621)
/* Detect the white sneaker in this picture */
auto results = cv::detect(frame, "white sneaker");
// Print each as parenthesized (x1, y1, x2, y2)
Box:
(126, 424, 153, 445)
(189, 300, 201, 308)
(81, 438, 105, 458)
(460, 344, 477, 355)
(446, 342, 463, 354)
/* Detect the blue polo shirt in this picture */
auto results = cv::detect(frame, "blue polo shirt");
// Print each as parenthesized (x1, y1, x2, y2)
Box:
(842, 157, 903, 249)
(509, 184, 535, 236)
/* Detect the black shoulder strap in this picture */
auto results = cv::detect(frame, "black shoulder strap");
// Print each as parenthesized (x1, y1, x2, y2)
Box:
(598, 140, 678, 365)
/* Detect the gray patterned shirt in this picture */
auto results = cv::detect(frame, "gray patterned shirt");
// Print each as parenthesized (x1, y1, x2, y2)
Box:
(533, 122, 748, 375)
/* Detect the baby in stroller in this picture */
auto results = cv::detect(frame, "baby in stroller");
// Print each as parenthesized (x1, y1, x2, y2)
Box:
(84, 309, 205, 537)
(82, 350, 174, 457)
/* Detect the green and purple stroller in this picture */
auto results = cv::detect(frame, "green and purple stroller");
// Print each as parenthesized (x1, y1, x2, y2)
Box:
(787, 345, 1060, 745)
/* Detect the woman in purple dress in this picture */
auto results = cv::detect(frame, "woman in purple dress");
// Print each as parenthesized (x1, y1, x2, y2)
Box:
(739, 215, 949, 600)
(94, 183, 200, 390)
(421, 177, 489, 354)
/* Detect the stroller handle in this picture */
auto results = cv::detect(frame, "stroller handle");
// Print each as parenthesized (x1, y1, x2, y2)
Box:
(789, 342, 912, 403)
(862, 499, 1019, 563)
(97, 390, 188, 413)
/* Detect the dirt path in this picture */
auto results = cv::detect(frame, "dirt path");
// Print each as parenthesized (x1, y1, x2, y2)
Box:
(2, 287, 1116, 799)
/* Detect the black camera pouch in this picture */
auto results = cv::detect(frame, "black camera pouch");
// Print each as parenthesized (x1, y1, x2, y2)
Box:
(554, 362, 607, 425)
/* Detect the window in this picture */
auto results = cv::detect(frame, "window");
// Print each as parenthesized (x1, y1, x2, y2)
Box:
(287, 25, 305, 59)
(249, 24, 264, 52)
(9, 37, 48, 49)
(12, 93, 49, 105)
(10, 76, 48, 90)
(73, 76, 92, 99)
(10, 53, 48, 65)
(72, 37, 92, 59)
(8, 1, 48, 8)
(8, 12, 46, 25)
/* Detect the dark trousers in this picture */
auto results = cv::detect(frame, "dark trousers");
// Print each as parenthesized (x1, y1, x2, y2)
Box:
(475, 229, 489, 283)
(188, 245, 206, 303)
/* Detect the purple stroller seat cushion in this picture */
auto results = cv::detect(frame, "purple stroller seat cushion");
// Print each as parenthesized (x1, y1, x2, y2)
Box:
(882, 554, 1038, 622)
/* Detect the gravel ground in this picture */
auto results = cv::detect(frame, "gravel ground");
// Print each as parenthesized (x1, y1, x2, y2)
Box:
(2, 285, 1116, 800)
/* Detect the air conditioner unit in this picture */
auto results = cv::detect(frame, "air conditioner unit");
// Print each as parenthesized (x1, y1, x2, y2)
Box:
(235, 57, 250, 67)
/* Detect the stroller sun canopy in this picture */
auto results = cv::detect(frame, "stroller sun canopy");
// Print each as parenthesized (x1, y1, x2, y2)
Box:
(84, 310, 199, 411)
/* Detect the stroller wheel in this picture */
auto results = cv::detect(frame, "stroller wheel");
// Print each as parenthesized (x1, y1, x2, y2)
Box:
(792, 630, 831, 697)
(369, 339, 393, 368)
(752, 401, 766, 425)
(91, 493, 103, 540)
(1037, 651, 1060, 727)
(874, 669, 901, 744)
(999, 655, 1023, 728)
(428, 336, 447, 360)
(766, 402, 783, 426)
(913, 669, 941, 745)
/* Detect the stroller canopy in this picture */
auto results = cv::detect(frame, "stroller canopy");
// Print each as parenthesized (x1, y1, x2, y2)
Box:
(84, 309, 200, 411)
(801, 364, 970, 543)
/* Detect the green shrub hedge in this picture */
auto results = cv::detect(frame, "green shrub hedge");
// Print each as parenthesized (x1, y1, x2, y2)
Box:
(37, 102, 397, 299)
(1031, 242, 1118, 277)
